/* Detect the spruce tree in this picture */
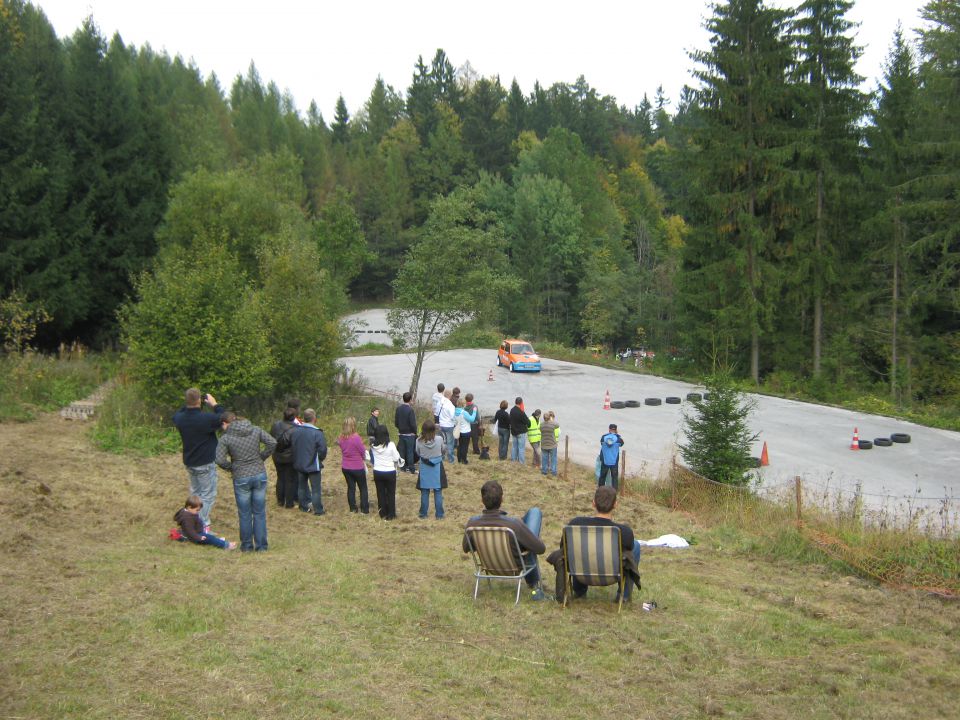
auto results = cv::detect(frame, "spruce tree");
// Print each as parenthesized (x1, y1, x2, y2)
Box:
(684, 0, 795, 382)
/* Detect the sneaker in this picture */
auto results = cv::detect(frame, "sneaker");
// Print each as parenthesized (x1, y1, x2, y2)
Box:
(314, 509, 326, 516)
(530, 587, 548, 601)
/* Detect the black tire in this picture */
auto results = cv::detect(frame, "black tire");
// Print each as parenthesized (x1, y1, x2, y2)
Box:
(509, 362, 515, 373)
(624, 400, 641, 408)
(873, 437, 893, 447)
(610, 401, 626, 409)
(890, 433, 911, 444)
(749, 456, 762, 468)
(703, 392, 711, 400)
(666, 396, 681, 404)
(497, 355, 502, 367)
(644, 398, 662, 406)
(858, 439, 873, 450)
(686, 392, 702, 402)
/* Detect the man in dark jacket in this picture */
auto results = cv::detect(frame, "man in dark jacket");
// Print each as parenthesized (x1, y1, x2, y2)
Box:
(291, 408, 328, 515)
(172, 388, 225, 529)
(215, 411, 276, 552)
(508, 397, 530, 464)
(548, 485, 641, 604)
(462, 480, 547, 601)
(394, 392, 418, 474)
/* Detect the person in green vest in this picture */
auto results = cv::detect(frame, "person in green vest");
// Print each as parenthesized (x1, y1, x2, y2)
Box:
(527, 409, 542, 467)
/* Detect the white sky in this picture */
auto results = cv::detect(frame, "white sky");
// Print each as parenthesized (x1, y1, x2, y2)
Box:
(37, 0, 927, 121)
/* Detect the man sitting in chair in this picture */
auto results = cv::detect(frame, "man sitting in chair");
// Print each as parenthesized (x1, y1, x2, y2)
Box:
(550, 485, 642, 604)
(462, 480, 548, 601)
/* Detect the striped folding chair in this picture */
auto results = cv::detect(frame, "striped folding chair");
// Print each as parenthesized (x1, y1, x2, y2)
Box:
(561, 525, 625, 613)
(464, 526, 538, 605)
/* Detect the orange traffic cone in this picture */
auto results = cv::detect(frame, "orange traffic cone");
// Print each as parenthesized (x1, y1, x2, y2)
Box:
(760, 441, 770, 466)
(850, 427, 860, 450)
(488, 369, 494, 382)
(603, 389, 611, 410)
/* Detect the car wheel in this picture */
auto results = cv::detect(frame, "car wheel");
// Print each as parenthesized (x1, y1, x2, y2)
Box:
(874, 437, 893, 447)
(497, 355, 502, 367)
(509, 362, 515, 373)
(858, 439, 873, 450)
(644, 398, 662, 406)
(890, 433, 911, 443)
(666, 396, 681, 404)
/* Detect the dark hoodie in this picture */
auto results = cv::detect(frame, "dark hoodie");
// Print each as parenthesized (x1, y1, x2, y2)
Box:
(215, 418, 277, 479)
(174, 507, 205, 542)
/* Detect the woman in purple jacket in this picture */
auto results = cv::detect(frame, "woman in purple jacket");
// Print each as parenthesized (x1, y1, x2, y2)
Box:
(337, 417, 370, 513)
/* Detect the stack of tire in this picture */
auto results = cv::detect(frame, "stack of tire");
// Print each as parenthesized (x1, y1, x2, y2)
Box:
(857, 433, 911, 450)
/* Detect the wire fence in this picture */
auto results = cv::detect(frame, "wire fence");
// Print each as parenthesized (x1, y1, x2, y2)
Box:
(649, 460, 960, 598)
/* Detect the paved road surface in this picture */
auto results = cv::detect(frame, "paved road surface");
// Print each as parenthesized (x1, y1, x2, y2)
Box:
(341, 349, 960, 510)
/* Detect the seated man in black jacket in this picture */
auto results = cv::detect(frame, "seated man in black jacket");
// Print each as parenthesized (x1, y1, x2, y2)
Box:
(462, 480, 547, 601)
(548, 485, 642, 603)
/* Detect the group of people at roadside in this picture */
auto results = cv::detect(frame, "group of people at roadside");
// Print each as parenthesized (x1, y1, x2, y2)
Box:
(171, 384, 629, 565)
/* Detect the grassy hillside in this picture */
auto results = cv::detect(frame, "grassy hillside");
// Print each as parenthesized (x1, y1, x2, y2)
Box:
(1, 414, 958, 719)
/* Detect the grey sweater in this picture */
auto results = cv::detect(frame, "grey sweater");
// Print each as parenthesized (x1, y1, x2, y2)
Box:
(215, 419, 277, 479)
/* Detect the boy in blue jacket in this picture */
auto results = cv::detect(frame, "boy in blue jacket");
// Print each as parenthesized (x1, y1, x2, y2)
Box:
(599, 423, 624, 490)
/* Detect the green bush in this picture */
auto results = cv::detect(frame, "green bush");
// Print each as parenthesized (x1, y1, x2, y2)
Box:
(120, 242, 276, 409)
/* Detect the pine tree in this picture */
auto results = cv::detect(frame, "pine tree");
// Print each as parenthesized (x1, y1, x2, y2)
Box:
(332, 94, 351, 145)
(684, 0, 795, 382)
(789, 0, 866, 376)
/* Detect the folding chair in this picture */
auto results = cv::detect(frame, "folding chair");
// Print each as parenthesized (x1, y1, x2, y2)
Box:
(561, 525, 626, 613)
(464, 526, 538, 605)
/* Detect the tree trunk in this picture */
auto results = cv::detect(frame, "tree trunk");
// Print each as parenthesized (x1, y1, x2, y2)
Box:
(891, 198, 902, 402)
(813, 169, 824, 376)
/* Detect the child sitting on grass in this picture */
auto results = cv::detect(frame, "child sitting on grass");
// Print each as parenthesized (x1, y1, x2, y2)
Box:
(174, 495, 237, 550)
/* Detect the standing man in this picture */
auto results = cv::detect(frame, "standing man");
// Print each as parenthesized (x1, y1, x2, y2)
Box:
(599, 423, 625, 490)
(173, 388, 225, 530)
(291, 408, 328, 516)
(437, 389, 457, 463)
(509, 397, 530, 463)
(465, 393, 482, 455)
(432, 383, 445, 423)
(215, 411, 276, 552)
(394, 392, 418, 474)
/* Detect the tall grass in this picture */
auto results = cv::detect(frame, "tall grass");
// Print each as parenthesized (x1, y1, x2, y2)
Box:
(0, 350, 112, 421)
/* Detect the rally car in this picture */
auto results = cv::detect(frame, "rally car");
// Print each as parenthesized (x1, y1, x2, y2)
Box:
(497, 339, 542, 372)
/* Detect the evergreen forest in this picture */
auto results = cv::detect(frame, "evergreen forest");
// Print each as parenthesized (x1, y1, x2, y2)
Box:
(1, 0, 958, 414)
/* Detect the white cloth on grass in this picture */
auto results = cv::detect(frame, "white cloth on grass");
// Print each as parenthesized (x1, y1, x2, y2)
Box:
(638, 534, 689, 548)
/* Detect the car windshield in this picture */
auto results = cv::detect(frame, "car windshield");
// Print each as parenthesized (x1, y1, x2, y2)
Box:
(511, 343, 534, 354)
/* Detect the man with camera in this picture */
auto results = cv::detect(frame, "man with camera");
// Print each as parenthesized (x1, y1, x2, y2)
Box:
(173, 388, 225, 529)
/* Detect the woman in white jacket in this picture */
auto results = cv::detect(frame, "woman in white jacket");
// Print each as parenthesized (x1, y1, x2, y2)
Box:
(370, 425, 403, 520)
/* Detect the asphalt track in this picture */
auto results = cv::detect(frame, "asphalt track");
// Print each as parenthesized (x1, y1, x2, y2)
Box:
(341, 349, 960, 511)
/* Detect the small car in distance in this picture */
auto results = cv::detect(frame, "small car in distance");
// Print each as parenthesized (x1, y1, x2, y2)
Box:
(497, 339, 542, 372)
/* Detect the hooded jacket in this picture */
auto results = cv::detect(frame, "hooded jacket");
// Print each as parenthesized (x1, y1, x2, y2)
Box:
(174, 507, 206, 542)
(291, 423, 328, 474)
(600, 432, 624, 466)
(215, 419, 276, 479)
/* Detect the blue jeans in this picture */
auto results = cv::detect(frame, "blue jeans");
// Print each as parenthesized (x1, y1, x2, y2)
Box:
(186, 462, 218, 527)
(184, 533, 229, 549)
(397, 434, 417, 472)
(511, 433, 527, 463)
(419, 488, 444, 519)
(497, 428, 510, 460)
(541, 448, 558, 475)
(233, 472, 268, 551)
(298, 471, 323, 514)
(440, 427, 456, 462)
(572, 540, 642, 600)
(521, 507, 543, 587)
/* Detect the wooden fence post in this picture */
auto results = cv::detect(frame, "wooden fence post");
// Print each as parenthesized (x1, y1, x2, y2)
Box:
(563, 435, 570, 481)
(620, 450, 627, 495)
(795, 476, 803, 527)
